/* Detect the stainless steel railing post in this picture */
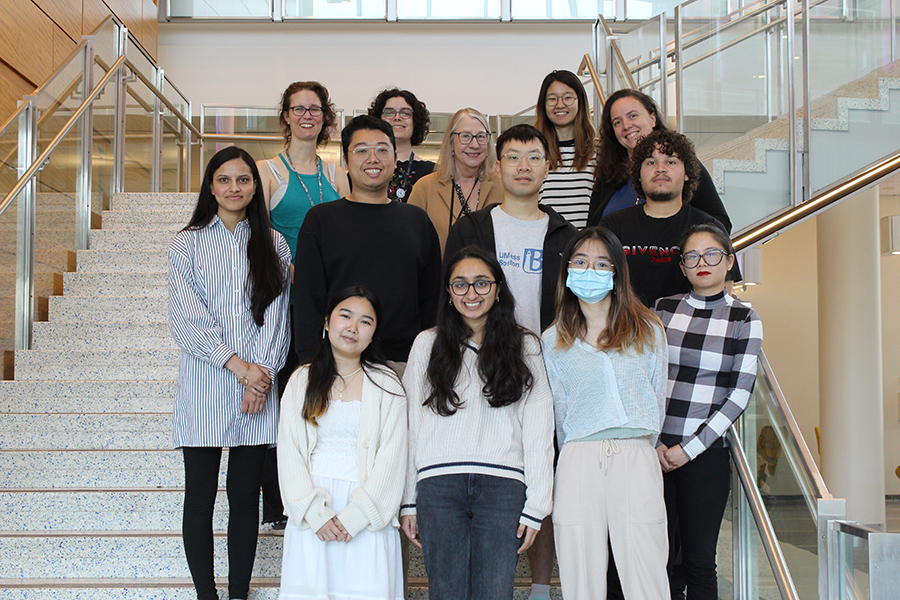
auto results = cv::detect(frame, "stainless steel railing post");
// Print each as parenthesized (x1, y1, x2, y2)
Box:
(14, 98, 37, 351)
(76, 40, 94, 251)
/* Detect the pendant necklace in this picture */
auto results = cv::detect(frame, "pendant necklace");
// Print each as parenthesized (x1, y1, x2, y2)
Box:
(333, 367, 362, 401)
(284, 152, 324, 209)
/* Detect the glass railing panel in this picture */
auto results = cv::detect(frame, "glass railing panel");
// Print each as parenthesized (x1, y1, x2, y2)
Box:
(397, 0, 500, 19)
(201, 105, 287, 167)
(91, 76, 117, 209)
(833, 525, 870, 599)
(90, 17, 119, 82)
(33, 46, 88, 163)
(511, 0, 608, 19)
(168, 0, 272, 18)
(126, 36, 157, 87)
(161, 77, 191, 193)
(0, 110, 26, 362)
(283, 0, 385, 18)
(122, 80, 155, 192)
(612, 14, 667, 109)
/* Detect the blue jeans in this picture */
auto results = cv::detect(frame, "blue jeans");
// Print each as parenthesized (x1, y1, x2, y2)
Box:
(416, 474, 525, 600)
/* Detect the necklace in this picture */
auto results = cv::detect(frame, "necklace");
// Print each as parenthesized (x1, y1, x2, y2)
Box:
(283, 152, 324, 209)
(332, 367, 362, 401)
(452, 178, 480, 218)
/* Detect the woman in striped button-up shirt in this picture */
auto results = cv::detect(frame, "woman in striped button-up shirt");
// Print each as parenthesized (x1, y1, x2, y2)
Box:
(168, 146, 291, 600)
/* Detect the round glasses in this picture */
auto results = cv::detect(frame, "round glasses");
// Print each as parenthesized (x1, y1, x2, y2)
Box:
(382, 108, 413, 120)
(680, 249, 729, 268)
(546, 94, 577, 107)
(452, 132, 491, 146)
(568, 258, 614, 274)
(449, 280, 496, 296)
(289, 105, 323, 118)
(350, 145, 393, 158)
(501, 152, 546, 167)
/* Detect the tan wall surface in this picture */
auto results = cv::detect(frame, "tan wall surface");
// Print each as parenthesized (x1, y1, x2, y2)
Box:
(879, 191, 900, 496)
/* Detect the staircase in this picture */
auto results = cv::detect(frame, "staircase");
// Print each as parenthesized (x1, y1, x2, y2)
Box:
(0, 192, 561, 598)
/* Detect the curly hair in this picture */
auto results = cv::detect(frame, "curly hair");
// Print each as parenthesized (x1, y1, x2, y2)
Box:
(367, 88, 431, 147)
(628, 129, 700, 203)
(278, 81, 337, 148)
(594, 88, 667, 188)
(533, 70, 595, 172)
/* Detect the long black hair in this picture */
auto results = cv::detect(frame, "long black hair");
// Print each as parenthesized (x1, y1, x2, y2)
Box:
(303, 285, 399, 425)
(595, 88, 668, 188)
(425, 246, 534, 417)
(183, 146, 286, 326)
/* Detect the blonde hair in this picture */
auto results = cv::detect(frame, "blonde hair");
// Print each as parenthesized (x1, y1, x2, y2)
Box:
(434, 108, 497, 183)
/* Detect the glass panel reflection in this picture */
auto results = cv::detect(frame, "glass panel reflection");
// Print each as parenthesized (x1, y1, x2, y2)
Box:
(169, 0, 272, 18)
(397, 0, 500, 19)
(283, 0, 385, 18)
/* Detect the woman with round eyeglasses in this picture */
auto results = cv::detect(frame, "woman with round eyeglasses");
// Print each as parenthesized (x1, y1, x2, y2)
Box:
(368, 88, 435, 202)
(653, 223, 762, 600)
(408, 108, 504, 255)
(401, 245, 554, 600)
(586, 88, 731, 232)
(534, 70, 597, 229)
(542, 226, 669, 599)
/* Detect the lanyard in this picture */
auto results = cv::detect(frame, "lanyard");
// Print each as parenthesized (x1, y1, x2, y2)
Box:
(394, 152, 416, 200)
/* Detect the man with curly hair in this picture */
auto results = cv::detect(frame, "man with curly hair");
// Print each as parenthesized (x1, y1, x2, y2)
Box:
(600, 129, 730, 307)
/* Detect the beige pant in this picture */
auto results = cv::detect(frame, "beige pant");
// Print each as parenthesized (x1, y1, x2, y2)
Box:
(552, 437, 668, 600)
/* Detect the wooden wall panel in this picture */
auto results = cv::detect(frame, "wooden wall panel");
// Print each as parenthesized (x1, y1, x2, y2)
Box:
(0, 61, 37, 127)
(83, 0, 113, 36)
(34, 0, 81, 42)
(102, 0, 142, 38)
(53, 26, 78, 68)
(0, 0, 55, 85)
(142, 0, 157, 60)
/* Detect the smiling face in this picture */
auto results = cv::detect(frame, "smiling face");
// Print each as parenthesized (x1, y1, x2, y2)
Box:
(325, 296, 377, 362)
(382, 96, 414, 144)
(610, 96, 657, 155)
(545, 81, 579, 130)
(639, 147, 687, 203)
(679, 231, 734, 296)
(497, 138, 549, 200)
(451, 115, 490, 172)
(449, 257, 499, 332)
(210, 158, 256, 223)
(284, 89, 324, 142)
(345, 128, 395, 193)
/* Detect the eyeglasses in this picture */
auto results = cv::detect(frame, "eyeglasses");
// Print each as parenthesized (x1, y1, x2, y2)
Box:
(452, 132, 491, 146)
(350, 145, 393, 158)
(449, 280, 496, 296)
(501, 152, 546, 167)
(680, 249, 729, 268)
(546, 94, 577, 107)
(382, 108, 413, 120)
(289, 105, 323, 118)
(568, 258, 614, 274)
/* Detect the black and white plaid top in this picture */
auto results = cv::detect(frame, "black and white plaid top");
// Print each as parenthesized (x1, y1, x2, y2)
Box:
(654, 291, 763, 459)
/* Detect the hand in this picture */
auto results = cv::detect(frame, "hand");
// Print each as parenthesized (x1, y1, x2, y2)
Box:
(290, 263, 295, 285)
(240, 387, 266, 414)
(516, 524, 539, 554)
(316, 517, 348, 542)
(657, 445, 675, 472)
(664, 444, 690, 471)
(400, 515, 422, 548)
(333, 517, 352, 543)
(244, 363, 272, 394)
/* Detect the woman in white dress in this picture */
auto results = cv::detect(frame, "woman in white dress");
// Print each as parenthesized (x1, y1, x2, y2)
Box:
(277, 285, 407, 600)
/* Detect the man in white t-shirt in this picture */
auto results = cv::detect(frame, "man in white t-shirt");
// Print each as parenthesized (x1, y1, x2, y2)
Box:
(444, 124, 577, 600)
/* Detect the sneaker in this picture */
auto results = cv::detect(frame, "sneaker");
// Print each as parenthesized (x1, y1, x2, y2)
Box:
(260, 519, 287, 535)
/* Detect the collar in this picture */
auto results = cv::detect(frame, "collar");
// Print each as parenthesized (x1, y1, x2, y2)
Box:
(685, 289, 730, 309)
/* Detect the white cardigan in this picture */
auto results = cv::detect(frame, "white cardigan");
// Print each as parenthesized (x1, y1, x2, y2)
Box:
(277, 364, 407, 537)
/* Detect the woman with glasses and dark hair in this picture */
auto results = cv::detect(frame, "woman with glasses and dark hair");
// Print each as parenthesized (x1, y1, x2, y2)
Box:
(542, 226, 669, 599)
(400, 246, 554, 600)
(408, 108, 504, 254)
(168, 146, 291, 600)
(368, 88, 435, 202)
(586, 88, 730, 231)
(533, 70, 597, 229)
(653, 223, 762, 600)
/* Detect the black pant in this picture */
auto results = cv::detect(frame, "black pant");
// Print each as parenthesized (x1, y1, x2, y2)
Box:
(182, 445, 267, 600)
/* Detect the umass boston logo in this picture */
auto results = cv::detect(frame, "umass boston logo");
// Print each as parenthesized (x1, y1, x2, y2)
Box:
(623, 245, 681, 264)
(499, 249, 543, 274)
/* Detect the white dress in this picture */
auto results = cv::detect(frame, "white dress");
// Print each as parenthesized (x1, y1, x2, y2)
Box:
(278, 399, 404, 600)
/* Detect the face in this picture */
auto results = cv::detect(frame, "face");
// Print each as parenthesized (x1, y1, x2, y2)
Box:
(448, 257, 499, 330)
(545, 81, 579, 129)
(570, 239, 615, 274)
(284, 89, 324, 141)
(345, 128, 395, 192)
(679, 232, 734, 295)
(210, 158, 256, 222)
(451, 115, 489, 171)
(382, 96, 414, 144)
(325, 296, 377, 361)
(497, 139, 549, 199)
(609, 96, 657, 154)
(639, 147, 687, 203)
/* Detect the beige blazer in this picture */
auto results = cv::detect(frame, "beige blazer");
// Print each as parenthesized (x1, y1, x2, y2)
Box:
(407, 172, 504, 256)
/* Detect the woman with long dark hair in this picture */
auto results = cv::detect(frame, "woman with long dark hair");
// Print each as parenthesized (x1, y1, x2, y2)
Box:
(534, 69, 597, 229)
(542, 226, 668, 599)
(400, 246, 554, 600)
(587, 88, 731, 230)
(277, 285, 406, 599)
(168, 146, 291, 600)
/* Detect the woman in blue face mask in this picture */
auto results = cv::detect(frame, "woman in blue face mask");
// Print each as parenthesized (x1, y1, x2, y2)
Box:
(541, 226, 670, 600)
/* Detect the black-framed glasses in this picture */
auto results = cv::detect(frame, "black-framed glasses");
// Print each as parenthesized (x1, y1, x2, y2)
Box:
(452, 131, 491, 146)
(449, 280, 496, 296)
(501, 152, 546, 167)
(680, 249, 729, 268)
(568, 258, 614, 274)
(289, 105, 323, 117)
(546, 94, 577, 107)
(382, 108, 413, 120)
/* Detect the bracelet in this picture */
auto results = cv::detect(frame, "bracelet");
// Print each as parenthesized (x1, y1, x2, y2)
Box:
(237, 366, 250, 387)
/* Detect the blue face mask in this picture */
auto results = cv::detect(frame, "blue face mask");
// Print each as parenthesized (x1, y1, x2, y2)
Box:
(566, 268, 614, 304)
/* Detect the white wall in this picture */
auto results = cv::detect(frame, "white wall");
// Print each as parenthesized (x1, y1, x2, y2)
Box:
(158, 21, 595, 117)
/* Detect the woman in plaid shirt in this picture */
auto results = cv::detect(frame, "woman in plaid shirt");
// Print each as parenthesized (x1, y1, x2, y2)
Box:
(654, 223, 763, 600)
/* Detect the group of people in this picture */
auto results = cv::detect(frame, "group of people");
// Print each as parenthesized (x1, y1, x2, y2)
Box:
(167, 72, 763, 600)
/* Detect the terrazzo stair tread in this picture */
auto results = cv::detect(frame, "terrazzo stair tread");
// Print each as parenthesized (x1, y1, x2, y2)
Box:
(75, 250, 167, 273)
(89, 229, 177, 250)
(100, 209, 191, 229)
(14, 349, 179, 380)
(0, 380, 175, 413)
(110, 192, 196, 210)
(31, 322, 175, 350)
(48, 295, 169, 322)
(0, 211, 97, 227)
(0, 413, 170, 449)
(0, 587, 280, 599)
(62, 272, 168, 296)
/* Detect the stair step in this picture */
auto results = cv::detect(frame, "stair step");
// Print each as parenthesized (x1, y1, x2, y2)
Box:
(110, 192, 196, 210)
(0, 413, 170, 449)
(100, 210, 190, 230)
(76, 250, 167, 273)
(0, 582, 280, 600)
(14, 350, 178, 381)
(0, 380, 175, 413)
(61, 272, 168, 296)
(89, 229, 175, 251)
(48, 295, 168, 322)
(31, 322, 175, 350)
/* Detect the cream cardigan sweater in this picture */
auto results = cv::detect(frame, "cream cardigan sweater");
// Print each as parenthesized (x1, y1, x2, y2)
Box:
(277, 365, 407, 537)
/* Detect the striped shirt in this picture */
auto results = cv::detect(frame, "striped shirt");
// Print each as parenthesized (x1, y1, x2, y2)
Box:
(654, 291, 763, 460)
(168, 216, 291, 448)
(539, 139, 596, 229)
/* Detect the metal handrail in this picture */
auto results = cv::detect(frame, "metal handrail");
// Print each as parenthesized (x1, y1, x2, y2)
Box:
(578, 53, 607, 106)
(598, 15, 638, 90)
(728, 429, 801, 600)
(124, 58, 201, 139)
(0, 54, 126, 220)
